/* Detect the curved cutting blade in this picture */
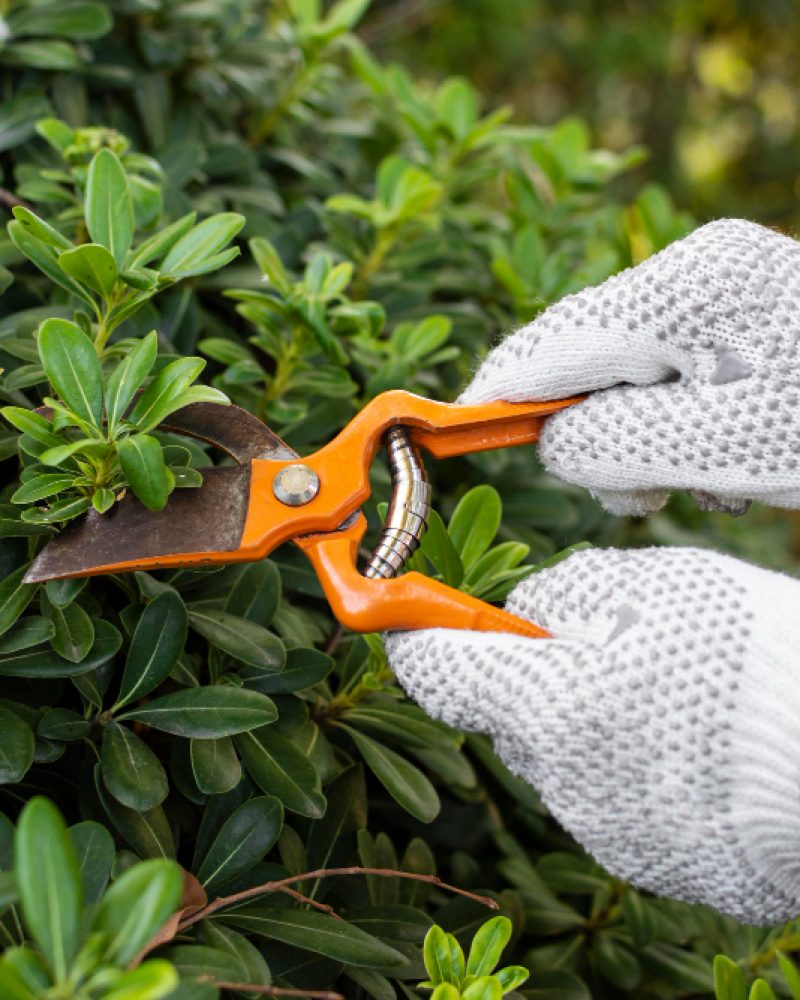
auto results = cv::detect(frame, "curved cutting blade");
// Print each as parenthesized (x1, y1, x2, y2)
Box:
(24, 402, 300, 584)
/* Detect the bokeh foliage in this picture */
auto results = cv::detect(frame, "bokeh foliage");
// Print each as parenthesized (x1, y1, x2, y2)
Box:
(368, 0, 800, 232)
(1, 1, 799, 997)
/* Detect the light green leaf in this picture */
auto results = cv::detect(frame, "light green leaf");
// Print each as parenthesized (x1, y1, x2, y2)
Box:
(57, 244, 117, 299)
(38, 318, 103, 428)
(130, 212, 196, 268)
(423, 925, 453, 985)
(11, 474, 76, 504)
(713, 955, 748, 1000)
(462, 976, 503, 1000)
(15, 798, 83, 981)
(161, 212, 244, 278)
(117, 434, 172, 511)
(85, 149, 134, 267)
(7, 222, 93, 305)
(466, 916, 512, 978)
(11, 207, 72, 250)
(448, 485, 502, 569)
(101, 959, 178, 1000)
(128, 357, 205, 432)
(105, 330, 158, 433)
(777, 953, 800, 1000)
(92, 858, 183, 965)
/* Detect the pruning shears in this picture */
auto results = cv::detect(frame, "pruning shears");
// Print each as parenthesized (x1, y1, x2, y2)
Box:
(25, 391, 577, 638)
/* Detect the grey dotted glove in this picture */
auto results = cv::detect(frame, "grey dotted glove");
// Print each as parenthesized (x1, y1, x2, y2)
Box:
(387, 547, 800, 925)
(462, 218, 800, 515)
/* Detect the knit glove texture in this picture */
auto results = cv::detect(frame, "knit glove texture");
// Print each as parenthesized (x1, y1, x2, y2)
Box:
(386, 547, 800, 925)
(462, 218, 800, 515)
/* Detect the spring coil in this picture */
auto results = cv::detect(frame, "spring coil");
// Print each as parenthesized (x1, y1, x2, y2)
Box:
(364, 426, 431, 579)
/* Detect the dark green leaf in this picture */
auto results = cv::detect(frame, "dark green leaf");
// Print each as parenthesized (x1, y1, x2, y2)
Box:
(102, 723, 169, 810)
(38, 707, 89, 740)
(190, 737, 241, 795)
(0, 618, 121, 678)
(68, 821, 115, 904)
(95, 767, 175, 860)
(114, 589, 187, 710)
(188, 607, 285, 670)
(225, 560, 281, 627)
(119, 686, 278, 737)
(340, 724, 439, 823)
(197, 795, 283, 893)
(15, 798, 83, 980)
(236, 726, 325, 818)
(43, 591, 94, 662)
(220, 904, 406, 969)
(0, 705, 34, 783)
(244, 646, 332, 694)
(0, 617, 54, 654)
(418, 509, 463, 586)
(0, 566, 37, 638)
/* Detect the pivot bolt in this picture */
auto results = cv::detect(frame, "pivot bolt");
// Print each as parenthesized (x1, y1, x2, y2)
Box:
(273, 464, 320, 506)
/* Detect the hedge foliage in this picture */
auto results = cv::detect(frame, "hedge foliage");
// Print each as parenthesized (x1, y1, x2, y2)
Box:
(0, 1, 799, 998)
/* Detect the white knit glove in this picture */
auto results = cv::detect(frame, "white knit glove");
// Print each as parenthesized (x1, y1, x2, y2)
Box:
(462, 218, 800, 515)
(386, 547, 800, 925)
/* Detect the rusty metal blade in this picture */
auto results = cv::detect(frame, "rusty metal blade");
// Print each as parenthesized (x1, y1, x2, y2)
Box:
(160, 402, 298, 463)
(25, 466, 253, 583)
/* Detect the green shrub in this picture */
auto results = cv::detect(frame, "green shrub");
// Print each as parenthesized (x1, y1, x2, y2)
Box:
(0, 1, 798, 998)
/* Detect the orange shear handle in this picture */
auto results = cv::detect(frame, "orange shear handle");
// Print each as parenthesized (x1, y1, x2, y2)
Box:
(296, 515, 550, 639)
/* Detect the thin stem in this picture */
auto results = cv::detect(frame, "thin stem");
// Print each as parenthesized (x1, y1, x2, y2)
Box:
(275, 886, 341, 918)
(200, 982, 342, 1000)
(178, 866, 498, 932)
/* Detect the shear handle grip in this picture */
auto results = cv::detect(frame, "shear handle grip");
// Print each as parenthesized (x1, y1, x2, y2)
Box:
(332, 391, 583, 465)
(296, 515, 550, 639)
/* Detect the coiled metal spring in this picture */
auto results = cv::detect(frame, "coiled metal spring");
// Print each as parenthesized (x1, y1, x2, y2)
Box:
(364, 426, 431, 579)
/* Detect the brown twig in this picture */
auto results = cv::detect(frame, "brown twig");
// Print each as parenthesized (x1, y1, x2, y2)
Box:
(178, 865, 498, 932)
(0, 187, 28, 210)
(275, 885, 341, 918)
(323, 622, 343, 656)
(200, 980, 342, 999)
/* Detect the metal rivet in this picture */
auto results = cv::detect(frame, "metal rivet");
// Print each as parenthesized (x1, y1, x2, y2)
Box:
(273, 464, 320, 506)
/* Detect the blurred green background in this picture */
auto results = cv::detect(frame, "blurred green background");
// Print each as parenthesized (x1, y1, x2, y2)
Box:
(364, 0, 800, 567)
(366, 0, 800, 230)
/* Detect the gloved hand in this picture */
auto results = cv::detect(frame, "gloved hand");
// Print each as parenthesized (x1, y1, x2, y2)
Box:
(461, 218, 800, 515)
(386, 546, 800, 925)
(388, 219, 800, 925)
